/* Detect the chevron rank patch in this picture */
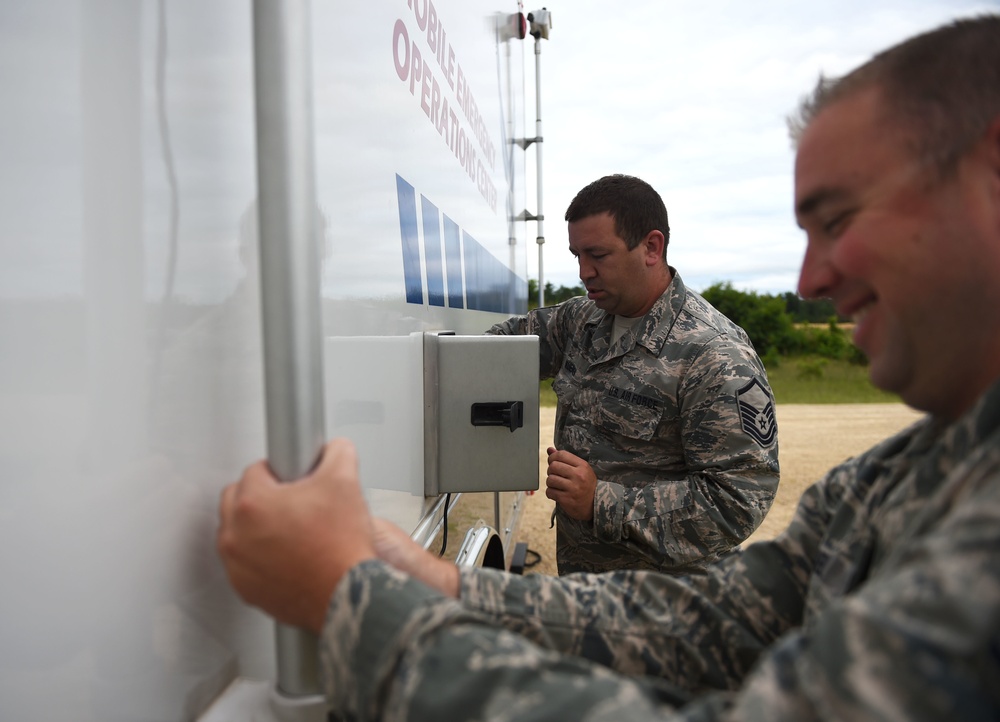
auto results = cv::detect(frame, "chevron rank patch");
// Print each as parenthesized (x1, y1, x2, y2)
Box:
(736, 377, 776, 446)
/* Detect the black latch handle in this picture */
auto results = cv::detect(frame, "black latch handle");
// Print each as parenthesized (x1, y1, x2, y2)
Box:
(470, 401, 524, 432)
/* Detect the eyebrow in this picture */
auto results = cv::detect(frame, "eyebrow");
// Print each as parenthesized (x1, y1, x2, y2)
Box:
(569, 243, 610, 255)
(795, 186, 848, 224)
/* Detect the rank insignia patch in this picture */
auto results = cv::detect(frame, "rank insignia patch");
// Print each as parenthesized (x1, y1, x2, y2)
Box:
(736, 377, 776, 446)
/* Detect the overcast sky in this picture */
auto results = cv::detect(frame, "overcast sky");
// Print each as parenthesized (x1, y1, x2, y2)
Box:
(520, 0, 999, 295)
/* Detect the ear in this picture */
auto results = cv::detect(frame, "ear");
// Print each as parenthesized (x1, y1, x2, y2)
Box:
(642, 230, 666, 267)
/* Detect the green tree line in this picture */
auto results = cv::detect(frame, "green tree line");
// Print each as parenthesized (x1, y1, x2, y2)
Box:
(699, 282, 865, 366)
(527, 279, 585, 309)
(525, 279, 863, 367)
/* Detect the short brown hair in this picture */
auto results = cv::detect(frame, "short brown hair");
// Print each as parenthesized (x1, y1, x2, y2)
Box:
(789, 15, 1000, 174)
(564, 174, 670, 256)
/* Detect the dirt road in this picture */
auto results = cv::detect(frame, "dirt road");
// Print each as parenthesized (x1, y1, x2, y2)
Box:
(517, 403, 924, 576)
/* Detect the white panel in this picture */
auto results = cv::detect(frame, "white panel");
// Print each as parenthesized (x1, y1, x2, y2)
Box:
(325, 335, 427, 532)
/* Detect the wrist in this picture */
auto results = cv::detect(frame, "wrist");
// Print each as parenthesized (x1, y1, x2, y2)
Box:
(427, 555, 460, 598)
(442, 560, 460, 598)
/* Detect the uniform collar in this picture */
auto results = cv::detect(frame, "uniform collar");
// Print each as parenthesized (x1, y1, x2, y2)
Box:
(586, 267, 684, 360)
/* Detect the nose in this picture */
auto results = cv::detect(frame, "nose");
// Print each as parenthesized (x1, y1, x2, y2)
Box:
(797, 239, 838, 300)
(578, 257, 595, 281)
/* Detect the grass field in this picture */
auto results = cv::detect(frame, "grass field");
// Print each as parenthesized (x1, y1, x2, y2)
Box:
(538, 355, 896, 407)
(765, 356, 899, 404)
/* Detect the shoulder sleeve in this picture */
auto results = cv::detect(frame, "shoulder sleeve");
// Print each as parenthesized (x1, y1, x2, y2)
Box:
(486, 300, 587, 379)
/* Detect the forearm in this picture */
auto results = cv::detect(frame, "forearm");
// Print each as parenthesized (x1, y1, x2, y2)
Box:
(319, 551, 997, 722)
(322, 561, 736, 720)
(457, 562, 784, 688)
(320, 556, 809, 721)
(592, 465, 778, 568)
(486, 314, 531, 336)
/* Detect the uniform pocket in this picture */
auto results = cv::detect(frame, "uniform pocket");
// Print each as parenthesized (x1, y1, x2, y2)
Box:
(597, 391, 663, 442)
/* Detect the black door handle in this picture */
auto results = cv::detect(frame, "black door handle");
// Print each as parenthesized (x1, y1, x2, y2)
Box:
(470, 401, 524, 432)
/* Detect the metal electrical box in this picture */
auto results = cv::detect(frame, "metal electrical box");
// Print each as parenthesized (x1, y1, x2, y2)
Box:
(423, 332, 540, 495)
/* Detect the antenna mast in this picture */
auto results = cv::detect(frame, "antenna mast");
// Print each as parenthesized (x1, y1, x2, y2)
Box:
(517, 8, 552, 308)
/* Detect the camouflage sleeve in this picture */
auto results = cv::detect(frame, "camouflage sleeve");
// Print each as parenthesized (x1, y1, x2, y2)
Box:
(318, 529, 810, 720)
(486, 301, 586, 379)
(319, 463, 831, 720)
(321, 448, 1000, 721)
(486, 313, 533, 337)
(456, 465, 840, 686)
(593, 336, 779, 569)
(320, 560, 694, 721)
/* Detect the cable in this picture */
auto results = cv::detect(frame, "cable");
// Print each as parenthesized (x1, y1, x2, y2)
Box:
(438, 492, 452, 557)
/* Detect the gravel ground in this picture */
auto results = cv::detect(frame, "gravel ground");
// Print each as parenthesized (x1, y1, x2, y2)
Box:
(517, 403, 925, 576)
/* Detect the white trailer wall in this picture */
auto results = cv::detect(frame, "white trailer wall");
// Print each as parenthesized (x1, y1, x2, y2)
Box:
(0, 1, 528, 719)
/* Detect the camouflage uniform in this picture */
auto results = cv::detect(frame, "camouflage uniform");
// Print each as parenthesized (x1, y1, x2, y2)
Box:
(488, 272, 779, 574)
(320, 379, 1000, 721)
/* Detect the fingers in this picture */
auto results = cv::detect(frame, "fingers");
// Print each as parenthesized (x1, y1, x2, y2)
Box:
(219, 481, 236, 520)
(546, 458, 573, 479)
(545, 472, 571, 492)
(215, 438, 376, 632)
(547, 456, 586, 490)
(546, 452, 580, 491)
(317, 437, 358, 475)
(544, 448, 597, 522)
(547, 448, 585, 466)
(217, 463, 268, 559)
(297, 438, 354, 484)
(216, 483, 236, 563)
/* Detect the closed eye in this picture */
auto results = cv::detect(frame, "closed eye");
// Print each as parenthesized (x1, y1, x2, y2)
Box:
(822, 210, 854, 237)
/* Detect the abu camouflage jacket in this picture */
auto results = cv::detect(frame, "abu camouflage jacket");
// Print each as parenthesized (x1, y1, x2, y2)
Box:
(320, 380, 1000, 721)
(489, 272, 779, 574)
